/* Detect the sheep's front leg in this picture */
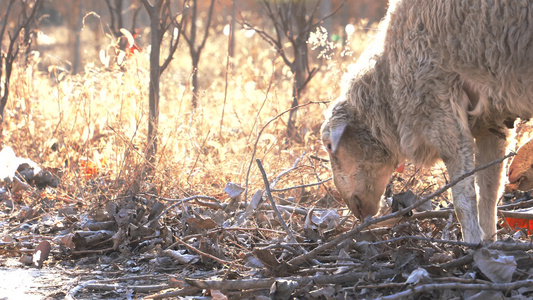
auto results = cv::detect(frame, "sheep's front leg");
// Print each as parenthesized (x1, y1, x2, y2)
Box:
(475, 131, 507, 241)
(442, 136, 484, 244)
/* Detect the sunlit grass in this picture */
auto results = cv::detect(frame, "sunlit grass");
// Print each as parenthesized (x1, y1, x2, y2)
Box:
(2, 20, 381, 211)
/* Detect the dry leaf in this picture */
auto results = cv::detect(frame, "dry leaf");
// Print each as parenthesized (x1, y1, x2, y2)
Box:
(223, 182, 245, 198)
(334, 249, 355, 274)
(474, 248, 517, 283)
(33, 241, 52, 268)
(405, 267, 431, 285)
(507, 137, 533, 191)
(186, 217, 217, 230)
(318, 209, 340, 230)
(210, 289, 228, 300)
(53, 233, 75, 249)
(161, 249, 199, 264)
(429, 252, 454, 264)
(119, 28, 135, 47)
(253, 248, 280, 269)
(308, 285, 336, 298)
(270, 279, 297, 300)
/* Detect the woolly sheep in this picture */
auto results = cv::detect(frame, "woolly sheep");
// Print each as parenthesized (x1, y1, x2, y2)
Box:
(321, 0, 533, 243)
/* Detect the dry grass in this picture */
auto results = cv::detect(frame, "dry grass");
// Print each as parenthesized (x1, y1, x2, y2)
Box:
(1, 21, 381, 214)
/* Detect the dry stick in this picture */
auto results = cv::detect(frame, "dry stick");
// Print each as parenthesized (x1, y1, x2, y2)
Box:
(171, 235, 251, 270)
(182, 227, 287, 242)
(499, 210, 533, 220)
(219, 15, 232, 137)
(146, 195, 219, 227)
(256, 159, 298, 245)
(498, 198, 533, 210)
(288, 152, 516, 266)
(307, 156, 329, 202)
(407, 195, 533, 220)
(436, 253, 475, 270)
(272, 177, 332, 193)
(84, 282, 168, 293)
(262, 203, 316, 216)
(309, 155, 329, 163)
(243, 101, 329, 204)
(376, 279, 533, 300)
(241, 66, 276, 205)
(186, 268, 397, 291)
(186, 129, 211, 185)
(270, 152, 306, 189)
(147, 286, 201, 299)
(66, 272, 170, 297)
(371, 235, 478, 247)
(358, 277, 492, 290)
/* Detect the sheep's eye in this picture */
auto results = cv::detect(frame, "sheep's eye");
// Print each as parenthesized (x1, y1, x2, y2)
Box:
(326, 143, 332, 152)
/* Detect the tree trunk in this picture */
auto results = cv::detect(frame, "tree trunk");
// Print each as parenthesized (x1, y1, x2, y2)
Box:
(286, 2, 310, 141)
(287, 46, 307, 140)
(145, 4, 161, 162)
(72, 0, 83, 75)
(191, 54, 199, 108)
(228, 0, 236, 60)
(319, 0, 332, 34)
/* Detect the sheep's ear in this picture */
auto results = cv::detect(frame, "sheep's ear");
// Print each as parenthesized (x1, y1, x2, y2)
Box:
(330, 121, 348, 154)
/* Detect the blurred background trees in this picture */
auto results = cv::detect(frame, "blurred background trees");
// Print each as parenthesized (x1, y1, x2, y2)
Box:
(0, 0, 43, 128)
(0, 0, 387, 160)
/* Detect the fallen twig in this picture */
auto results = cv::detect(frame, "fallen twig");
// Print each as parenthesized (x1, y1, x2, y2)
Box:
(170, 235, 251, 270)
(242, 101, 329, 204)
(498, 198, 533, 210)
(147, 286, 202, 299)
(498, 210, 533, 220)
(371, 235, 478, 247)
(376, 279, 533, 300)
(271, 177, 332, 193)
(434, 253, 474, 270)
(84, 282, 169, 293)
(181, 226, 287, 241)
(270, 152, 306, 189)
(146, 195, 220, 227)
(488, 240, 533, 251)
(185, 268, 397, 290)
(309, 155, 329, 163)
(356, 277, 491, 290)
(256, 158, 298, 245)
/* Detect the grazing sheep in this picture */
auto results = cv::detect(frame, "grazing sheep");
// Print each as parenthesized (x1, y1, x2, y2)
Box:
(321, 0, 533, 243)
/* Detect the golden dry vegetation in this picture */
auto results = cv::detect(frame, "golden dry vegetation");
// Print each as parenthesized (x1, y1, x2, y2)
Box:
(3, 17, 379, 212)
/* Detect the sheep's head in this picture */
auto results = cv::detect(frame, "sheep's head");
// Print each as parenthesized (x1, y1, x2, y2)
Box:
(321, 101, 396, 219)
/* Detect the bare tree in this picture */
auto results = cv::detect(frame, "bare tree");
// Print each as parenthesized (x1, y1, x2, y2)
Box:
(104, 0, 142, 38)
(241, 0, 344, 140)
(72, 0, 83, 74)
(0, 0, 43, 128)
(140, 0, 185, 162)
(182, 0, 216, 109)
(228, 0, 237, 62)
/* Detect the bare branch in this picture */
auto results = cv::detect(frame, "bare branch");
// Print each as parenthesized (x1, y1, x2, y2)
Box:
(377, 280, 533, 300)
(271, 177, 332, 193)
(311, 0, 347, 29)
(243, 101, 329, 203)
(159, 1, 187, 74)
(256, 159, 299, 245)
(0, 0, 16, 44)
(197, 0, 215, 53)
